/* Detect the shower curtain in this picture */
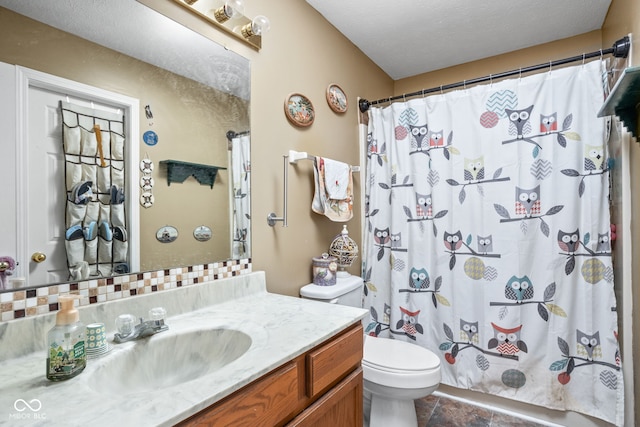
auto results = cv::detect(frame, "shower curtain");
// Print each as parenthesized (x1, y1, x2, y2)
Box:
(230, 133, 251, 259)
(361, 60, 623, 425)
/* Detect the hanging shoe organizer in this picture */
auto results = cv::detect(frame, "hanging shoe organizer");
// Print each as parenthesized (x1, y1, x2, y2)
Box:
(61, 101, 129, 281)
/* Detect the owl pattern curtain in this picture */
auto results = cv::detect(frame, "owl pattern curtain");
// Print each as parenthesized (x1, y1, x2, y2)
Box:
(361, 61, 623, 425)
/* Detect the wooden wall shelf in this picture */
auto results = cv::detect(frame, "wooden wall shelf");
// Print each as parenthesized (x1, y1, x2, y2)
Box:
(160, 160, 226, 188)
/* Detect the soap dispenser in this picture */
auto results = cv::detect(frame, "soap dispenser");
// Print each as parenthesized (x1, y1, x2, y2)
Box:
(46, 294, 86, 381)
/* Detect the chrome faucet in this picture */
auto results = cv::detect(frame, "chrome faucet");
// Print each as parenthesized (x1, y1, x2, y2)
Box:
(113, 308, 168, 343)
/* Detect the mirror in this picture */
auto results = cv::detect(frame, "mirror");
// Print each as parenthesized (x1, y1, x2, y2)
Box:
(0, 0, 251, 291)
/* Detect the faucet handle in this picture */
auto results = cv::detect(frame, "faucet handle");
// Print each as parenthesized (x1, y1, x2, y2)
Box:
(148, 307, 167, 326)
(116, 313, 137, 336)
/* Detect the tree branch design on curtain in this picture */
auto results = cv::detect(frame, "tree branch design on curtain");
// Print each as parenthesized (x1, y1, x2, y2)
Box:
(361, 61, 623, 426)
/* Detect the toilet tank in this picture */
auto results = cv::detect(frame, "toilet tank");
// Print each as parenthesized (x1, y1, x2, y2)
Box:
(300, 275, 363, 308)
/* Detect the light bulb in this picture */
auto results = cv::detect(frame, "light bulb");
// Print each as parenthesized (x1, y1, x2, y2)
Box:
(210, 0, 245, 23)
(241, 15, 270, 38)
(251, 15, 270, 36)
(225, 0, 245, 17)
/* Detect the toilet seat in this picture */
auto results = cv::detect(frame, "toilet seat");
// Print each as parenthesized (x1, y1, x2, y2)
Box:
(363, 335, 441, 389)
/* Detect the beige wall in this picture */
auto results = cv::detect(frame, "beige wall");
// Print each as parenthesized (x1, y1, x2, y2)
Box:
(153, 0, 394, 296)
(248, 2, 391, 295)
(394, 31, 603, 96)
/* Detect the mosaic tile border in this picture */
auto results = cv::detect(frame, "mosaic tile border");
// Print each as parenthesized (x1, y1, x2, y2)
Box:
(0, 259, 251, 322)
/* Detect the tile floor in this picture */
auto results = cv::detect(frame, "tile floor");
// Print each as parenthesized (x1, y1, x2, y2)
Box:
(415, 394, 548, 427)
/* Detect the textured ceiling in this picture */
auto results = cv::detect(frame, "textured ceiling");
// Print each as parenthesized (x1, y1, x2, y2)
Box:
(0, 0, 250, 100)
(306, 0, 612, 80)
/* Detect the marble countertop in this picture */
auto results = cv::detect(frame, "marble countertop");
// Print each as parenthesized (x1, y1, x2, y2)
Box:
(0, 272, 367, 426)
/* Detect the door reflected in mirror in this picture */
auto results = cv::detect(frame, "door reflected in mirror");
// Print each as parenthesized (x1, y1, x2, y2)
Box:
(0, 0, 250, 291)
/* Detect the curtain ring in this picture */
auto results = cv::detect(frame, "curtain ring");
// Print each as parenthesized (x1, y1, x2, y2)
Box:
(489, 74, 493, 87)
(440, 85, 444, 95)
(600, 49, 603, 61)
(422, 89, 426, 98)
(463, 80, 467, 90)
(403, 93, 406, 102)
(519, 68, 522, 81)
(549, 61, 552, 74)
(582, 53, 586, 65)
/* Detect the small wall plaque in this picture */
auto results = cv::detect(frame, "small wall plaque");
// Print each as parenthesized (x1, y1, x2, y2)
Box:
(156, 226, 178, 243)
(193, 225, 212, 242)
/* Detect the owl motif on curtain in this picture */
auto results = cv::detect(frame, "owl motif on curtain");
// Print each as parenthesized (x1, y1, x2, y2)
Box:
(576, 330, 602, 361)
(460, 319, 479, 344)
(515, 185, 540, 217)
(505, 105, 533, 139)
(464, 156, 485, 181)
(584, 144, 605, 172)
(540, 113, 557, 133)
(396, 306, 423, 337)
(409, 124, 429, 151)
(488, 323, 528, 355)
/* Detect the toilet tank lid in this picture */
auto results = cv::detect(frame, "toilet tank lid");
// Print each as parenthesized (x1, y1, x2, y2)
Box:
(300, 275, 362, 299)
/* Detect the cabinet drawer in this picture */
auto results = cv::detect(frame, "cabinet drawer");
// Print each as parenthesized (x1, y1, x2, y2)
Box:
(179, 361, 300, 427)
(306, 324, 363, 398)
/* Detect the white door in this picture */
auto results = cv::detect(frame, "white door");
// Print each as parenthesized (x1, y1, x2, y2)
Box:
(0, 65, 140, 289)
(27, 86, 124, 285)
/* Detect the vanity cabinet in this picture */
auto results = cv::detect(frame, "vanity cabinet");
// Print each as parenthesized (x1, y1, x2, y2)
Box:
(178, 323, 363, 427)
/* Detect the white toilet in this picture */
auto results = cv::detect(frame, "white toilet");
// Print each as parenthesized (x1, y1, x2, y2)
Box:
(300, 275, 441, 427)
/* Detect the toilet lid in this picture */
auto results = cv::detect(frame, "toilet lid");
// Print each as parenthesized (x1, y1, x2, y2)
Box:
(363, 335, 440, 372)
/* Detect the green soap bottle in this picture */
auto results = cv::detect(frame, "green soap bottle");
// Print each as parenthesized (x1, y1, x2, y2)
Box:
(46, 295, 86, 381)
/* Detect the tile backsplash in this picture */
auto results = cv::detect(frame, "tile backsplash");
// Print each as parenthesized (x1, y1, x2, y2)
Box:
(0, 259, 251, 322)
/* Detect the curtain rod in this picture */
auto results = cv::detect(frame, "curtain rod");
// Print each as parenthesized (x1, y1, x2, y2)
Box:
(359, 36, 631, 113)
(226, 130, 250, 140)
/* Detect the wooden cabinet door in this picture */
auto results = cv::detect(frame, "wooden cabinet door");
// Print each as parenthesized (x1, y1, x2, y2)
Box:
(287, 368, 363, 427)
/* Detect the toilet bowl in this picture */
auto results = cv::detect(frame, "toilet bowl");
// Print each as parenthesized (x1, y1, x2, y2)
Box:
(362, 334, 440, 427)
(300, 276, 441, 427)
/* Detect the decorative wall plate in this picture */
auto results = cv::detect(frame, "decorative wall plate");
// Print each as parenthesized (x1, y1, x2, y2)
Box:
(143, 130, 158, 146)
(326, 84, 347, 113)
(284, 93, 315, 127)
(140, 192, 154, 208)
(140, 176, 154, 190)
(140, 157, 154, 173)
(156, 226, 178, 243)
(193, 225, 212, 242)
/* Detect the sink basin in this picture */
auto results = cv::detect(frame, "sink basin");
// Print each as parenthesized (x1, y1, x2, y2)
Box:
(89, 328, 252, 394)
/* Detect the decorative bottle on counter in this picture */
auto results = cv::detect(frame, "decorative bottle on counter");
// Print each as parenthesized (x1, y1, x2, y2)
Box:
(46, 295, 86, 381)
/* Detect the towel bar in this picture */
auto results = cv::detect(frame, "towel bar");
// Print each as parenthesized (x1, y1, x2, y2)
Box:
(267, 151, 359, 227)
(288, 150, 360, 172)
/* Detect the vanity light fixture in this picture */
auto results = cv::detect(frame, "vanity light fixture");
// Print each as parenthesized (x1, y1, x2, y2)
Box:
(173, 0, 268, 50)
